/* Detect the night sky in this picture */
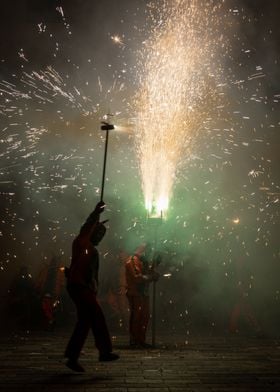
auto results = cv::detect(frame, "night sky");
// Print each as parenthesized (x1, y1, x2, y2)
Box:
(0, 0, 279, 334)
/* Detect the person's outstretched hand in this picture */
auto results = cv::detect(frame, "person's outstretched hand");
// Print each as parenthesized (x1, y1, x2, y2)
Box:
(94, 201, 106, 214)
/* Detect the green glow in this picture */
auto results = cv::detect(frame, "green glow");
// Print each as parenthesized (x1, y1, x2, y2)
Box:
(146, 196, 168, 218)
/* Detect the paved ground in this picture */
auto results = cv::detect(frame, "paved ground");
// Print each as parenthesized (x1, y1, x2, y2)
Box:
(0, 330, 280, 392)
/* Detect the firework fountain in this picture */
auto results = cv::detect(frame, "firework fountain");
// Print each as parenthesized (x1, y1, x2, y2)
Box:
(132, 0, 231, 345)
(134, 0, 228, 217)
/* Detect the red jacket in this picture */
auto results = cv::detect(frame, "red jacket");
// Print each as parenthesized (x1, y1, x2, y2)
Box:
(125, 255, 150, 296)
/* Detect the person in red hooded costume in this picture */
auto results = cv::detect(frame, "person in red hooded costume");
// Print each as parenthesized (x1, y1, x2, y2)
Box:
(125, 243, 159, 348)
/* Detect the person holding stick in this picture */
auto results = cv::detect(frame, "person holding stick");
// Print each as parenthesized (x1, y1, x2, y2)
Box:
(64, 201, 119, 372)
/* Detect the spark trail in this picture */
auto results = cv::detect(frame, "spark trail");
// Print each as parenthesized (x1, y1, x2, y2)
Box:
(134, 0, 230, 215)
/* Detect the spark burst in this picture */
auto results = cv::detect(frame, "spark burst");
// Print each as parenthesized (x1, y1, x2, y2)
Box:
(134, 0, 228, 216)
(111, 35, 125, 46)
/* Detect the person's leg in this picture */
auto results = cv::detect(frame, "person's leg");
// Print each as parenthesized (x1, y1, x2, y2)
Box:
(127, 295, 137, 345)
(65, 318, 90, 359)
(139, 296, 150, 344)
(65, 292, 90, 360)
(89, 298, 113, 353)
(65, 306, 90, 359)
(82, 289, 119, 360)
(64, 293, 90, 372)
(133, 296, 148, 345)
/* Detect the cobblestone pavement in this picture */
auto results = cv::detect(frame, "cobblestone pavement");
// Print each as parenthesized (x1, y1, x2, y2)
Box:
(0, 330, 280, 392)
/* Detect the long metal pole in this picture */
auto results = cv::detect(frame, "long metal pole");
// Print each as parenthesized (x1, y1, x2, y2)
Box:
(100, 129, 109, 201)
(152, 278, 157, 346)
(151, 221, 159, 347)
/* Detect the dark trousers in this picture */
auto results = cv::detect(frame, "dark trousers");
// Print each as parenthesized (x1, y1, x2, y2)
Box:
(65, 286, 112, 360)
(127, 295, 149, 345)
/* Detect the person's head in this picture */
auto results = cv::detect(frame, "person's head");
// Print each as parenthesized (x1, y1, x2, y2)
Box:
(144, 242, 152, 257)
(135, 242, 152, 260)
(90, 221, 107, 245)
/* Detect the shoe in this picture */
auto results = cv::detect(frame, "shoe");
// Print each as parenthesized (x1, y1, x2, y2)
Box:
(66, 359, 85, 372)
(99, 352, 120, 362)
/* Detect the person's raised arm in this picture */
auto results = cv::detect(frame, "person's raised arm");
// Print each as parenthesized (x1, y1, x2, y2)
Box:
(79, 201, 106, 240)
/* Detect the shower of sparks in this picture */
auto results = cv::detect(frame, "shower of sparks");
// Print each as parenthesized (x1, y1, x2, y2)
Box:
(134, 0, 228, 216)
(0, 6, 132, 272)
